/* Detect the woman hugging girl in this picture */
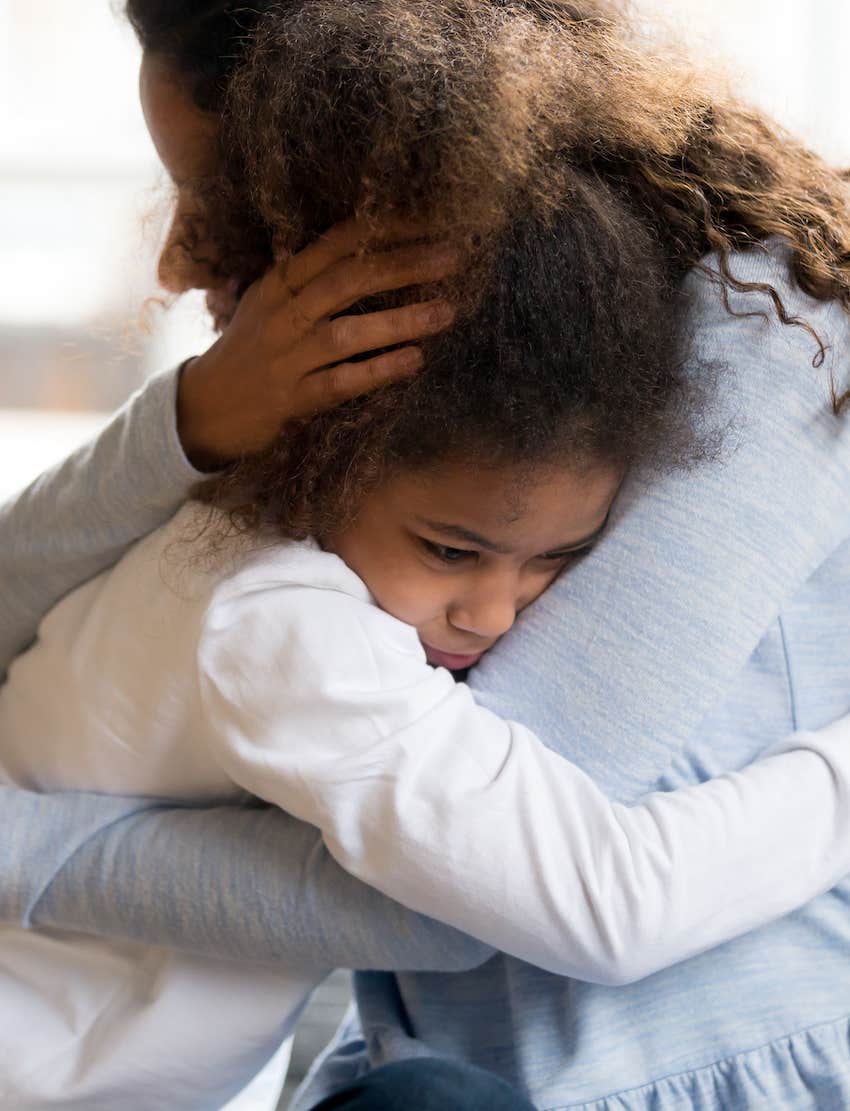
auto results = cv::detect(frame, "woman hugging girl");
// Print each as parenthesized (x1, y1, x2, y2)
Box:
(1, 2, 850, 1109)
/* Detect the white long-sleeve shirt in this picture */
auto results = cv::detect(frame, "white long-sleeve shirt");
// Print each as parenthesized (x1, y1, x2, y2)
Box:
(2, 497, 850, 1108)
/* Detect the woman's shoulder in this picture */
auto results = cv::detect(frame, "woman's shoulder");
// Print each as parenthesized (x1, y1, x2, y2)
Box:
(681, 236, 850, 432)
(684, 236, 846, 365)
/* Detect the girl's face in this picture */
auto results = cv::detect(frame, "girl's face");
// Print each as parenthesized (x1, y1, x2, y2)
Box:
(328, 460, 620, 670)
(138, 51, 236, 324)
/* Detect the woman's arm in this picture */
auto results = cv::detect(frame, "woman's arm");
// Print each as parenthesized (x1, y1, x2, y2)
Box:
(0, 224, 470, 974)
(0, 788, 490, 972)
(0, 368, 204, 677)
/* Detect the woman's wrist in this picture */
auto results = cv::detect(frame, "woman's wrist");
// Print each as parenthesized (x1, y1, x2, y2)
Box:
(175, 354, 234, 473)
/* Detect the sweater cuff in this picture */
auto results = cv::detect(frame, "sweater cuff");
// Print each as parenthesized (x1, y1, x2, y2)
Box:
(127, 364, 220, 500)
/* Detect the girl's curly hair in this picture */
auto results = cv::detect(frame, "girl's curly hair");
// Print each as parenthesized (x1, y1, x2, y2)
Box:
(205, 174, 705, 541)
(190, 0, 849, 538)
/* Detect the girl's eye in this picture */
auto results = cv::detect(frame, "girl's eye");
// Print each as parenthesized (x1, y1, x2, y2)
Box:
(422, 540, 475, 564)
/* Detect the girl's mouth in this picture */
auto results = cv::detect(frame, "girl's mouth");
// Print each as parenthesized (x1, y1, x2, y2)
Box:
(422, 644, 485, 671)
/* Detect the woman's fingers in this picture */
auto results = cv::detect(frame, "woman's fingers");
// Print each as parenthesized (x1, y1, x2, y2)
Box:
(298, 299, 455, 371)
(294, 242, 461, 326)
(281, 218, 432, 295)
(295, 347, 424, 417)
(281, 221, 366, 295)
(179, 225, 459, 463)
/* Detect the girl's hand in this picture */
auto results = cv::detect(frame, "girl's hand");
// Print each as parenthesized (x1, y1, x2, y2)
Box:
(177, 221, 458, 470)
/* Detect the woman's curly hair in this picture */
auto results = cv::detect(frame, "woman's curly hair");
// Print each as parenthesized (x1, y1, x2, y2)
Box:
(189, 0, 850, 538)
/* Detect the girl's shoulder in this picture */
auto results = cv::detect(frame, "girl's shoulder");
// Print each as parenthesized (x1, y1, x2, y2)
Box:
(167, 503, 428, 691)
(155, 501, 372, 605)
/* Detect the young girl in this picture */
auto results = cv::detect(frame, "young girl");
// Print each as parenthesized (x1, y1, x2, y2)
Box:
(4, 2, 848, 1111)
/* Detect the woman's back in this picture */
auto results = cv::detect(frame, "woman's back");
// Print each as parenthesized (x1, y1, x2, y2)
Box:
(300, 240, 850, 1110)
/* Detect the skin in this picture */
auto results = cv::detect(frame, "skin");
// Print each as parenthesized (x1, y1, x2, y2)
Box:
(329, 460, 621, 669)
(138, 51, 222, 297)
(138, 51, 458, 469)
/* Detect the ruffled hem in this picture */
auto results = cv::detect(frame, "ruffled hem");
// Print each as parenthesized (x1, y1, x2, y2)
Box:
(555, 1014, 850, 1111)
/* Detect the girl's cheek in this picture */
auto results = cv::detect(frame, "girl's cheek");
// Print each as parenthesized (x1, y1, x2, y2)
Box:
(519, 567, 567, 612)
(375, 577, 442, 630)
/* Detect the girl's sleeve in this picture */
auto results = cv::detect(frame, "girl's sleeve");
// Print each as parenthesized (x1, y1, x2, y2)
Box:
(0, 367, 206, 679)
(196, 575, 850, 987)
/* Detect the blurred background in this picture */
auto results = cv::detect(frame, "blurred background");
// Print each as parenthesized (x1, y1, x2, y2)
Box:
(0, 0, 216, 497)
(1, 0, 849, 499)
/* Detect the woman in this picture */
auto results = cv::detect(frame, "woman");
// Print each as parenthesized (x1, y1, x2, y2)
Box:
(3, 2, 850, 1110)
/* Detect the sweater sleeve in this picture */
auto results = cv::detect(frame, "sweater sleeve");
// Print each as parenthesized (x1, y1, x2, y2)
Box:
(0, 787, 491, 973)
(0, 367, 206, 680)
(194, 573, 850, 986)
(469, 240, 850, 802)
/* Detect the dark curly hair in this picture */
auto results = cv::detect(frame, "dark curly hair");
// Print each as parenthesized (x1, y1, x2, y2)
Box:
(182, 0, 848, 540)
(218, 1, 850, 386)
(202, 171, 707, 542)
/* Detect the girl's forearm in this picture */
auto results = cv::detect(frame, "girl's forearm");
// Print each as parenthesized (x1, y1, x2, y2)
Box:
(229, 684, 850, 985)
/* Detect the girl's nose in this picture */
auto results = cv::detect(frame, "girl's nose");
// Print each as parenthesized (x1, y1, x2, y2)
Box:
(448, 584, 519, 641)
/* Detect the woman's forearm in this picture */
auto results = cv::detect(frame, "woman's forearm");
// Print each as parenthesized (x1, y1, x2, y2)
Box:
(0, 368, 203, 678)
(0, 786, 491, 973)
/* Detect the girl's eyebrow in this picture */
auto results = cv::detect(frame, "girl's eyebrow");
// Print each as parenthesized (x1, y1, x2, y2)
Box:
(415, 516, 610, 555)
(416, 518, 509, 553)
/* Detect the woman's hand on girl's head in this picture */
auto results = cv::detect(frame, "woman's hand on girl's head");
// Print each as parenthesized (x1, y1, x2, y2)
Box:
(176, 221, 458, 471)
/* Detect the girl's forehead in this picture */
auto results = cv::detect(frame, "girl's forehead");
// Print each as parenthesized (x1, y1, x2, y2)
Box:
(384, 462, 621, 551)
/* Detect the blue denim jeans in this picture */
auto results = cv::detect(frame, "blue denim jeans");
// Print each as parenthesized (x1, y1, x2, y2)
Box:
(310, 1058, 537, 1110)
